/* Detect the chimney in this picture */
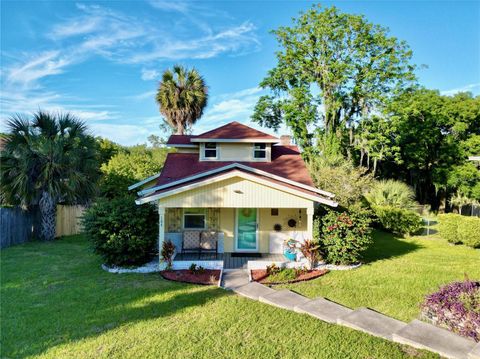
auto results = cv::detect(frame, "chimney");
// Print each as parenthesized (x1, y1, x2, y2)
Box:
(280, 135, 291, 146)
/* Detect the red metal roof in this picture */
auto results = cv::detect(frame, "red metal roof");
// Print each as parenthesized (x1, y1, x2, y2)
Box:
(154, 145, 314, 188)
(166, 135, 197, 145)
(194, 121, 278, 140)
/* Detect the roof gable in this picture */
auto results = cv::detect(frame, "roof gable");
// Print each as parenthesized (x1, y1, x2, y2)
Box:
(193, 121, 278, 141)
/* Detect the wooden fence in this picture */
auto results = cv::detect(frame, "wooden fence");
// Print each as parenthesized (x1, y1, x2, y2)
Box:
(55, 205, 85, 238)
(0, 205, 86, 249)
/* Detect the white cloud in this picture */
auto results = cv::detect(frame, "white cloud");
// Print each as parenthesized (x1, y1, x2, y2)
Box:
(141, 68, 160, 81)
(129, 90, 157, 101)
(441, 83, 480, 96)
(89, 123, 155, 146)
(6, 51, 75, 87)
(148, 0, 189, 13)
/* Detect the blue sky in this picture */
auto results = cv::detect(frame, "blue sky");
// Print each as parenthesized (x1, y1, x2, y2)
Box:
(1, 0, 478, 145)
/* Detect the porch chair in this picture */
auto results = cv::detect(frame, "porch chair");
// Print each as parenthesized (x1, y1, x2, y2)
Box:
(200, 231, 218, 258)
(181, 231, 201, 258)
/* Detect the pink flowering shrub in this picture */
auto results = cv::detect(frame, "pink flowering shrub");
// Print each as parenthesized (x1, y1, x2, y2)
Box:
(421, 280, 480, 342)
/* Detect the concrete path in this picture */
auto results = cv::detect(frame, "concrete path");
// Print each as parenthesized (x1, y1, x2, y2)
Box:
(393, 320, 477, 359)
(259, 289, 310, 310)
(295, 297, 352, 323)
(337, 307, 406, 340)
(221, 269, 249, 290)
(469, 343, 480, 359)
(220, 272, 478, 359)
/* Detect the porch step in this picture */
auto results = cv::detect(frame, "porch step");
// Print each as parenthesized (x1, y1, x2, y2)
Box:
(392, 320, 476, 359)
(337, 307, 406, 340)
(259, 290, 310, 311)
(294, 297, 353, 323)
(221, 270, 249, 290)
(234, 282, 276, 300)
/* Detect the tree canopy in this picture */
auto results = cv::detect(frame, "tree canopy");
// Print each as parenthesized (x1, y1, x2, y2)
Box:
(1, 111, 99, 240)
(252, 5, 416, 155)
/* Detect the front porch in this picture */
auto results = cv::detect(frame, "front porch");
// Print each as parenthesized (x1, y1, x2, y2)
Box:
(173, 252, 288, 269)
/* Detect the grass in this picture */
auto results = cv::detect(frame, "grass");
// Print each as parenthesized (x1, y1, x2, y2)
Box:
(279, 229, 480, 321)
(0, 235, 439, 359)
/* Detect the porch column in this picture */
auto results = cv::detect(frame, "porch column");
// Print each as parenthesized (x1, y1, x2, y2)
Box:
(306, 206, 314, 240)
(158, 205, 165, 266)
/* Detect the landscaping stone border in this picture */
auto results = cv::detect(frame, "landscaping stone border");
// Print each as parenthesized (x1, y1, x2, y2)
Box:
(101, 259, 160, 274)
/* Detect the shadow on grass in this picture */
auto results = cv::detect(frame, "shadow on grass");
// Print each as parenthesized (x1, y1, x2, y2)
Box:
(1, 236, 228, 358)
(362, 230, 423, 263)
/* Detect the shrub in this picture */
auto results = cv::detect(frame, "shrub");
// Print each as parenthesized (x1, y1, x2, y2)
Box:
(161, 240, 176, 269)
(438, 214, 480, 247)
(373, 205, 423, 236)
(82, 195, 158, 266)
(319, 210, 372, 265)
(458, 217, 480, 248)
(421, 280, 480, 342)
(365, 180, 417, 210)
(438, 213, 462, 244)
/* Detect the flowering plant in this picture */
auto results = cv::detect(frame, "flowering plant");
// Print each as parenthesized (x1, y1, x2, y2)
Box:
(421, 279, 480, 342)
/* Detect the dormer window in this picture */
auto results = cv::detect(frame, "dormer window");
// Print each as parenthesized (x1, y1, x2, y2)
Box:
(204, 142, 217, 159)
(253, 143, 266, 159)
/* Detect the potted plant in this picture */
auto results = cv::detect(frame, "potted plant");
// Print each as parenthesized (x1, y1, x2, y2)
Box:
(283, 238, 298, 261)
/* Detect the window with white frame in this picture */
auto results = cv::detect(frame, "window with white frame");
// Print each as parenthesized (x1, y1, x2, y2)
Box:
(204, 142, 217, 159)
(183, 208, 206, 229)
(253, 143, 267, 159)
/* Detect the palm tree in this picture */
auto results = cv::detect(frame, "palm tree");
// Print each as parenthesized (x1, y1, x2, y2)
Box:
(0, 111, 99, 241)
(365, 179, 417, 210)
(156, 65, 208, 135)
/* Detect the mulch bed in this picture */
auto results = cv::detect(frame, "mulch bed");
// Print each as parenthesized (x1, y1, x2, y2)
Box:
(251, 269, 329, 285)
(160, 270, 221, 285)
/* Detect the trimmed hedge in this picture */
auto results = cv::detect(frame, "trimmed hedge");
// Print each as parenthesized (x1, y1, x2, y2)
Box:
(82, 196, 158, 266)
(439, 214, 480, 248)
(373, 205, 423, 236)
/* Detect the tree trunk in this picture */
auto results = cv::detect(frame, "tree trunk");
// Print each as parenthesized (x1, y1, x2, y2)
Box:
(39, 191, 56, 241)
(373, 158, 378, 176)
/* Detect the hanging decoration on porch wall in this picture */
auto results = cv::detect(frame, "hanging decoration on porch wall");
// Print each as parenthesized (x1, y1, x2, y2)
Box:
(207, 208, 220, 230)
(166, 208, 182, 232)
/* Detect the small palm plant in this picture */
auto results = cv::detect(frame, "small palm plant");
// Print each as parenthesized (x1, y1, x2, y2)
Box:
(156, 65, 208, 135)
(1, 111, 99, 241)
(365, 179, 417, 210)
(300, 239, 322, 270)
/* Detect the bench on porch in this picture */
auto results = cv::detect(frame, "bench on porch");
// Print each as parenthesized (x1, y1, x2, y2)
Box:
(181, 230, 218, 258)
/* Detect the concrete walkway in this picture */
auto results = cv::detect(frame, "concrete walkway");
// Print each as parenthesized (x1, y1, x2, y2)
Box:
(221, 273, 479, 359)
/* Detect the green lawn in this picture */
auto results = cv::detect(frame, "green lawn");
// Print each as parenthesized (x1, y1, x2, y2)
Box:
(280, 229, 480, 322)
(0, 235, 440, 359)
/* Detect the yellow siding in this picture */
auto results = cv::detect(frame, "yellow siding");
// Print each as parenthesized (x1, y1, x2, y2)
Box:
(220, 208, 235, 252)
(217, 207, 307, 253)
(199, 143, 271, 162)
(158, 176, 313, 208)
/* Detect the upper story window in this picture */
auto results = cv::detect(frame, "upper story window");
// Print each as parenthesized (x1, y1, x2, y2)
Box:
(253, 143, 266, 159)
(204, 142, 217, 159)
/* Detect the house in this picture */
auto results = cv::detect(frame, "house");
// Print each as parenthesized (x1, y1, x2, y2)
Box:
(130, 121, 337, 269)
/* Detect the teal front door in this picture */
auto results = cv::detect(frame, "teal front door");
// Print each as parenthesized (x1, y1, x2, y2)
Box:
(236, 208, 258, 251)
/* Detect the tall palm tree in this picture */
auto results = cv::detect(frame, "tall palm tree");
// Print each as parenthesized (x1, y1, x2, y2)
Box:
(156, 65, 208, 135)
(0, 111, 99, 241)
